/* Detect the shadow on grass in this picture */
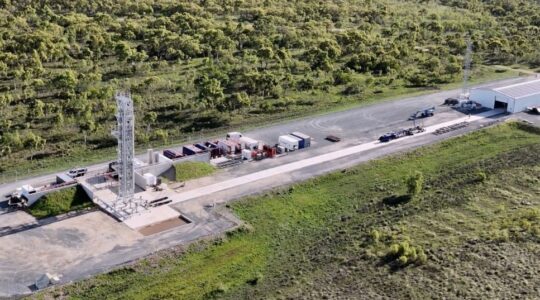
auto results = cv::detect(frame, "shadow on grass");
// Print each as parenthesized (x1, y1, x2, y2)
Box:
(382, 194, 412, 206)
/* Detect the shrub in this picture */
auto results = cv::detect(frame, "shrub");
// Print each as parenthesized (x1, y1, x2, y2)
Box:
(370, 229, 381, 243)
(398, 255, 408, 266)
(342, 83, 363, 95)
(475, 170, 487, 183)
(246, 272, 264, 285)
(406, 171, 424, 198)
(385, 241, 427, 267)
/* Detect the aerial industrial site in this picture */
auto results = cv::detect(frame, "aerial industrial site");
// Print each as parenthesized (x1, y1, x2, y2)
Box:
(0, 1, 540, 299)
(1, 75, 539, 297)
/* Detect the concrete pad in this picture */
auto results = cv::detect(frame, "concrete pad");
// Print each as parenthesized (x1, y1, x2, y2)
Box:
(0, 210, 36, 229)
(0, 211, 141, 295)
(124, 205, 181, 229)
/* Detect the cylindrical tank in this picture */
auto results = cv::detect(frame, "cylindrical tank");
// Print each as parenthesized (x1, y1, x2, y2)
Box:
(148, 149, 154, 164)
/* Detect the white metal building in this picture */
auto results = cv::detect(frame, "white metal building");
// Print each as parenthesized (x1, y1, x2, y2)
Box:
(469, 79, 540, 113)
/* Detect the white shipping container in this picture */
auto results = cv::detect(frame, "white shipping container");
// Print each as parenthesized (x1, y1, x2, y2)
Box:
(239, 136, 259, 150)
(278, 135, 299, 151)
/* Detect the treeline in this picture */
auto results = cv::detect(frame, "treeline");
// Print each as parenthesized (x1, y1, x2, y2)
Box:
(0, 0, 539, 173)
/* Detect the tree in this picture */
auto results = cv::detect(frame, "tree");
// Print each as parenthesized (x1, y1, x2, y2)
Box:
(406, 171, 424, 198)
(257, 47, 274, 68)
(31, 49, 44, 71)
(196, 76, 225, 109)
(2, 131, 23, 151)
(52, 70, 78, 93)
(225, 92, 251, 111)
(25, 131, 46, 161)
(154, 129, 168, 144)
(32, 100, 45, 118)
(144, 111, 158, 133)
(54, 112, 64, 127)
(115, 42, 135, 61)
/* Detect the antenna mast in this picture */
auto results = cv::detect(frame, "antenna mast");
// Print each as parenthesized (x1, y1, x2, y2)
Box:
(460, 37, 473, 100)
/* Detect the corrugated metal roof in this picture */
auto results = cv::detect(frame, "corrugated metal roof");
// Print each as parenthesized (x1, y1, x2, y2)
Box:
(493, 79, 540, 99)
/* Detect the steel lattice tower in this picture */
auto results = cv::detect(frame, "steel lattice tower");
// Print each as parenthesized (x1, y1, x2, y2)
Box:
(114, 92, 137, 214)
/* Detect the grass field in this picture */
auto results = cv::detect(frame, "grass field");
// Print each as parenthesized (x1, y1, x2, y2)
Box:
(27, 186, 94, 219)
(174, 161, 216, 182)
(39, 121, 540, 299)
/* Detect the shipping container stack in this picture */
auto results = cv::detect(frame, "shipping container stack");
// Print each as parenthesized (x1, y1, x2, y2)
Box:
(290, 132, 311, 148)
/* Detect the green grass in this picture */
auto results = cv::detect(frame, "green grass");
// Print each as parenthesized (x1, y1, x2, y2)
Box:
(174, 161, 216, 182)
(27, 186, 94, 219)
(42, 121, 540, 299)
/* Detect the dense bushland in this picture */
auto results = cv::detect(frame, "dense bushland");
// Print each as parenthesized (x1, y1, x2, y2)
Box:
(0, 0, 539, 176)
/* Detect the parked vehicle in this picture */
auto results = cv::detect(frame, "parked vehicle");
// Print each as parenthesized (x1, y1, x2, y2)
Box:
(444, 98, 459, 105)
(409, 107, 435, 120)
(67, 167, 87, 178)
(325, 135, 341, 142)
(526, 106, 540, 114)
(379, 126, 425, 142)
(379, 132, 397, 142)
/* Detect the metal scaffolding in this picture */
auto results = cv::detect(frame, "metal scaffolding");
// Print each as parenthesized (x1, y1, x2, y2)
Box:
(112, 92, 140, 217)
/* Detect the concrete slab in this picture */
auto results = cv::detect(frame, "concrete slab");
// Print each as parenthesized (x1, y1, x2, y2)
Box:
(0, 211, 141, 296)
(0, 210, 36, 229)
(124, 205, 180, 229)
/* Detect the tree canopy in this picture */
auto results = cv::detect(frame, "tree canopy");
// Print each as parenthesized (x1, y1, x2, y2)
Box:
(0, 0, 539, 174)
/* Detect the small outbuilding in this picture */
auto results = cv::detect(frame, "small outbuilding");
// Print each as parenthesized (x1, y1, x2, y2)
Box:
(469, 79, 540, 113)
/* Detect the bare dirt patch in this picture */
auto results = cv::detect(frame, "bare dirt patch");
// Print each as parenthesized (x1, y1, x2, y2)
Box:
(138, 216, 190, 236)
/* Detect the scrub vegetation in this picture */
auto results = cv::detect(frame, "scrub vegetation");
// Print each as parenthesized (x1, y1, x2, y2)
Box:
(27, 185, 93, 219)
(40, 121, 540, 299)
(174, 161, 216, 182)
(1, 0, 538, 180)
